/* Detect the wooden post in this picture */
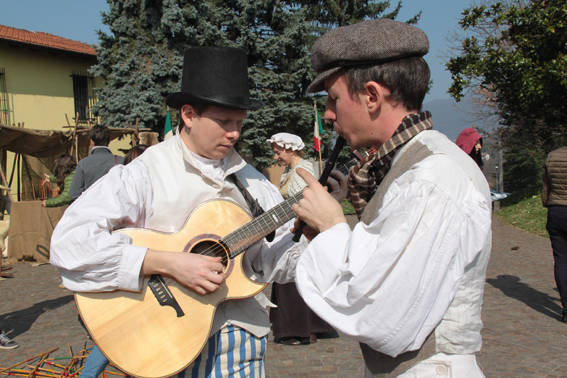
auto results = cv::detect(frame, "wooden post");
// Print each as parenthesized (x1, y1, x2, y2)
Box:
(498, 147, 504, 194)
(16, 153, 21, 202)
(134, 117, 140, 147)
(75, 112, 81, 161)
(0, 161, 8, 187)
(65, 113, 80, 163)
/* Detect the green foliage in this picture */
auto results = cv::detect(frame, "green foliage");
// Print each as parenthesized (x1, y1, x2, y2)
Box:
(497, 192, 548, 237)
(447, 0, 567, 196)
(92, 0, 420, 169)
(91, 0, 229, 133)
(340, 198, 355, 215)
(500, 122, 547, 197)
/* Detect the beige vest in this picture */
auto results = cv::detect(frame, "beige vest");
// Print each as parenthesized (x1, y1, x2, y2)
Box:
(359, 138, 489, 376)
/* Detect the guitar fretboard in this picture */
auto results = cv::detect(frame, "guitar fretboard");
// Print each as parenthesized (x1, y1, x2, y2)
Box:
(223, 191, 303, 257)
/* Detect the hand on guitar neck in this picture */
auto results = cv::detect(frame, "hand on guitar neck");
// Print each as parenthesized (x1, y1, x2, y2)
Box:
(292, 167, 347, 234)
(142, 249, 227, 296)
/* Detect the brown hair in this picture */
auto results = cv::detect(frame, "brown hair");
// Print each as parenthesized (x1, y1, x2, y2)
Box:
(343, 56, 430, 111)
(53, 154, 77, 189)
(89, 125, 111, 146)
(178, 103, 211, 130)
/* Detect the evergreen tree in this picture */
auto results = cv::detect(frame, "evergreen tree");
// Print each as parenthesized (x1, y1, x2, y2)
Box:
(91, 0, 229, 131)
(92, 0, 418, 169)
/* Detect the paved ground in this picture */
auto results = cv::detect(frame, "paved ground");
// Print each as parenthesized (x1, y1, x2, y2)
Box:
(1, 215, 566, 377)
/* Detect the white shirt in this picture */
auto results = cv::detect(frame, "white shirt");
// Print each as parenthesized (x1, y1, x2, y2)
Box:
(295, 131, 492, 357)
(50, 133, 305, 337)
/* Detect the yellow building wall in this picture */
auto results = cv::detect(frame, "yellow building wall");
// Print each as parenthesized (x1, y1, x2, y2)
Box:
(0, 43, 130, 204)
(0, 43, 96, 130)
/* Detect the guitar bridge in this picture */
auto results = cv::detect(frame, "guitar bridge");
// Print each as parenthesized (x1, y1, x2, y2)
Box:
(148, 275, 185, 317)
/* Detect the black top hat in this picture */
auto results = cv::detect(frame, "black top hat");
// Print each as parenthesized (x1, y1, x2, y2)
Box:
(166, 46, 263, 110)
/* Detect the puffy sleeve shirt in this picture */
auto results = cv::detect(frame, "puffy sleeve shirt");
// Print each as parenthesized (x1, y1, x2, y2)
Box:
(295, 131, 492, 357)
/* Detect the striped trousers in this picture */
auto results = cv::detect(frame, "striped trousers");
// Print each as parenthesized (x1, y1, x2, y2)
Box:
(177, 325, 267, 378)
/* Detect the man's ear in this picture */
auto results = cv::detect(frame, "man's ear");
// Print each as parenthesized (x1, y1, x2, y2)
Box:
(180, 104, 196, 129)
(364, 82, 388, 113)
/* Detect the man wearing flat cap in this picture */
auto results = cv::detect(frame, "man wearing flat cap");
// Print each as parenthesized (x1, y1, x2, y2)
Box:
(51, 46, 305, 377)
(292, 19, 492, 376)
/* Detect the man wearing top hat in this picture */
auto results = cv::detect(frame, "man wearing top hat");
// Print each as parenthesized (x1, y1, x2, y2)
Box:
(291, 19, 492, 376)
(50, 46, 305, 377)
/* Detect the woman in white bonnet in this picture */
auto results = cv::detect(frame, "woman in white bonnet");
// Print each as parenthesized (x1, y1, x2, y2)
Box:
(266, 132, 337, 345)
(267, 132, 314, 198)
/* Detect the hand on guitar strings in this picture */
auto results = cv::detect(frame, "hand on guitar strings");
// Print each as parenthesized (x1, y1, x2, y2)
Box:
(292, 168, 347, 234)
(142, 250, 227, 296)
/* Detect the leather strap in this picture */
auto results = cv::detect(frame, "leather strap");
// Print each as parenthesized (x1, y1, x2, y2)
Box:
(229, 174, 275, 242)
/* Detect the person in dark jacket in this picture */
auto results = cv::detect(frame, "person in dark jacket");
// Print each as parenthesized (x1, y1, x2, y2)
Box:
(69, 125, 124, 202)
(542, 146, 567, 323)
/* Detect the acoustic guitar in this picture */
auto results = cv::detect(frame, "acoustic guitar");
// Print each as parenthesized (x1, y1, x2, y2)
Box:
(75, 193, 302, 378)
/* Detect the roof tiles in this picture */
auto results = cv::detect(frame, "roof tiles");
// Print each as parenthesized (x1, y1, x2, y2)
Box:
(0, 24, 96, 56)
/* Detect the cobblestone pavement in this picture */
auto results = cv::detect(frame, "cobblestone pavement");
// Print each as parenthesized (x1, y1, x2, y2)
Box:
(1, 215, 566, 377)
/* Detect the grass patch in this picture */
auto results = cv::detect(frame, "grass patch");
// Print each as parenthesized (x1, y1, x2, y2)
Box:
(341, 199, 356, 215)
(340, 192, 549, 237)
(496, 193, 548, 237)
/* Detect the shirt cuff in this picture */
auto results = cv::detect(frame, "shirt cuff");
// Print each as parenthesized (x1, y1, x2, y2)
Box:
(119, 244, 148, 291)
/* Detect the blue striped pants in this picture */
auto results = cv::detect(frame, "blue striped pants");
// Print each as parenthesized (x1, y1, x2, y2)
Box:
(177, 325, 267, 378)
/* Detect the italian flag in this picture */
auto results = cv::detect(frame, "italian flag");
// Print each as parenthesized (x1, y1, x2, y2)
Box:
(164, 110, 173, 140)
(313, 103, 324, 152)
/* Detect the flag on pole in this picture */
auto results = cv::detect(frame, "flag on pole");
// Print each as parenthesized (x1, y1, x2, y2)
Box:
(164, 110, 173, 140)
(313, 103, 324, 152)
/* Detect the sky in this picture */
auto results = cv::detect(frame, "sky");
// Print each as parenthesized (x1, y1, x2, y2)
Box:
(0, 0, 476, 102)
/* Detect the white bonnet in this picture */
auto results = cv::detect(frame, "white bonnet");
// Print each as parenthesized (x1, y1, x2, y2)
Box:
(267, 132, 305, 151)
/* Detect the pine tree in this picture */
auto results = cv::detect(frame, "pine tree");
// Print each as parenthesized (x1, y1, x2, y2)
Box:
(91, 0, 229, 131)
(92, 0, 417, 169)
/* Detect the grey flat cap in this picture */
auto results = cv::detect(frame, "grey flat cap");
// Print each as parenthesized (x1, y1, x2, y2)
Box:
(307, 18, 429, 93)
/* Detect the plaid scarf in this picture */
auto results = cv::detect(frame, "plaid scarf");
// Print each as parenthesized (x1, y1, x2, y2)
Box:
(347, 111, 433, 218)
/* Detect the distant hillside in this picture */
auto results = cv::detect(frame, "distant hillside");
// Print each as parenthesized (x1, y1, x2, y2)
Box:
(423, 97, 499, 142)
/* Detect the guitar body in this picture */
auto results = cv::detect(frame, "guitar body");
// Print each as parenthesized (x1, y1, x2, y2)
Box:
(75, 199, 267, 378)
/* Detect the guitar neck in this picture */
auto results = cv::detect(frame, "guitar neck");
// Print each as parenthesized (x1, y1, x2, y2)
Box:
(223, 191, 303, 258)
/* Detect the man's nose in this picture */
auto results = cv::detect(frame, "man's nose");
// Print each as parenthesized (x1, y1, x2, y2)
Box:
(324, 108, 336, 122)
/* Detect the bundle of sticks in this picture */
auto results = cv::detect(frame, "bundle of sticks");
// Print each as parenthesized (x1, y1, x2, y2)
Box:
(0, 345, 128, 377)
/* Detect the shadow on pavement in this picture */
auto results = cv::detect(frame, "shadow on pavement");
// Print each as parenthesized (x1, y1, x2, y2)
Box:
(486, 274, 563, 321)
(0, 295, 74, 337)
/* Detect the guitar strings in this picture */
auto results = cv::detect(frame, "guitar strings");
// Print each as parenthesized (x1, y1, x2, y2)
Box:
(184, 191, 303, 262)
(178, 140, 342, 262)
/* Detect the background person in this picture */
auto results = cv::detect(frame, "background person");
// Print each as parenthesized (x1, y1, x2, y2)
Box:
(123, 144, 148, 165)
(50, 46, 305, 377)
(68, 125, 124, 202)
(267, 132, 336, 345)
(41, 154, 76, 207)
(456, 127, 484, 169)
(292, 19, 492, 377)
(542, 146, 567, 323)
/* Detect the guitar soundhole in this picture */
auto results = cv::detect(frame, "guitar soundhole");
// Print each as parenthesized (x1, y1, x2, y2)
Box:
(190, 239, 229, 268)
